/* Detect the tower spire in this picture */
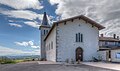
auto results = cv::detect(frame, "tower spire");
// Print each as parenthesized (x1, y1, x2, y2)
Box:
(39, 12, 51, 59)
(41, 12, 49, 25)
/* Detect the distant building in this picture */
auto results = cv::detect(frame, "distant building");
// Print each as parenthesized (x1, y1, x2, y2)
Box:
(99, 34, 120, 62)
(39, 12, 105, 62)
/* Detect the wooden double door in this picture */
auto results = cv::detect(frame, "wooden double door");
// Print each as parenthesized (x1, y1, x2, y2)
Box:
(76, 47, 83, 61)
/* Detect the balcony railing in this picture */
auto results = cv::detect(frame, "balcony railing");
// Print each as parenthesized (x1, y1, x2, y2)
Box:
(100, 44, 120, 48)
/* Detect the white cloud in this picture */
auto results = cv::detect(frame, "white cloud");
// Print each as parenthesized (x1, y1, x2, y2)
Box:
(15, 42, 29, 47)
(0, 0, 43, 10)
(24, 21, 40, 28)
(28, 41, 34, 46)
(0, 9, 45, 28)
(15, 40, 40, 49)
(49, 0, 120, 36)
(0, 8, 53, 28)
(0, 46, 40, 56)
(31, 46, 39, 49)
(49, 0, 61, 5)
(8, 20, 14, 22)
(23, 14, 53, 28)
(0, 10, 40, 20)
(9, 23, 22, 28)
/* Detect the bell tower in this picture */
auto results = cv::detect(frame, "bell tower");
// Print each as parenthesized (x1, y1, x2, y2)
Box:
(39, 12, 51, 60)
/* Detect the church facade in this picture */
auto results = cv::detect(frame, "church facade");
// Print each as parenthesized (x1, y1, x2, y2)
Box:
(39, 12, 105, 62)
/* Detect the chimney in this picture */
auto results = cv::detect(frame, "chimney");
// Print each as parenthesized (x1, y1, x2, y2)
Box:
(113, 34, 116, 39)
(101, 34, 104, 37)
(117, 36, 119, 40)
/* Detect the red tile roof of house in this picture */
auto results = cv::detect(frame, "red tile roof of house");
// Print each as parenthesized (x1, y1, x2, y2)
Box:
(99, 37, 120, 42)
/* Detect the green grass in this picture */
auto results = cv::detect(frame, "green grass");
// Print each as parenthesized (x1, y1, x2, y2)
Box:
(0, 57, 24, 64)
(0, 60, 16, 64)
(0, 56, 39, 64)
(14, 60, 25, 63)
(0, 59, 32, 64)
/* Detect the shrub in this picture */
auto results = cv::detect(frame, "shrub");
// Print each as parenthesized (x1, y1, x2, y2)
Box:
(98, 55, 102, 61)
(92, 57, 99, 62)
(71, 59, 74, 64)
(0, 56, 16, 64)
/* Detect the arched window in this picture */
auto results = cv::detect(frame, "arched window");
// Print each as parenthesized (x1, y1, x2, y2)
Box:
(44, 30, 45, 35)
(51, 41, 53, 49)
(49, 43, 50, 50)
(76, 33, 83, 42)
(46, 30, 48, 34)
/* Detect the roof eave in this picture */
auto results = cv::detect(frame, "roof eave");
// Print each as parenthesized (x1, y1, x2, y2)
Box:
(44, 15, 105, 41)
(53, 15, 105, 30)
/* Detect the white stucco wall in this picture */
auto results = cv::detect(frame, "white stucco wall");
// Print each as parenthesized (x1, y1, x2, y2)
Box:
(45, 26, 56, 62)
(98, 51, 107, 61)
(40, 27, 50, 59)
(56, 19, 99, 62)
(111, 49, 120, 62)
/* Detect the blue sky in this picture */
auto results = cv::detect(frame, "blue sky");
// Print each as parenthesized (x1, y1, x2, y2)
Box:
(0, 0, 120, 56)
(0, 0, 57, 56)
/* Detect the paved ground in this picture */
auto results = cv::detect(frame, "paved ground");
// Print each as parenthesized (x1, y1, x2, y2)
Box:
(0, 61, 118, 71)
(82, 62, 120, 71)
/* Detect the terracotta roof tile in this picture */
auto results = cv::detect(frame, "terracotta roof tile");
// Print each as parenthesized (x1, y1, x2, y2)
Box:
(99, 37, 120, 42)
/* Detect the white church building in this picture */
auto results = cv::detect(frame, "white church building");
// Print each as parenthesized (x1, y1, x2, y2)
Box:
(39, 12, 105, 62)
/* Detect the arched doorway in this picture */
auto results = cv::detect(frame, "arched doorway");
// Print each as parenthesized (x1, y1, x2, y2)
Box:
(76, 47, 83, 61)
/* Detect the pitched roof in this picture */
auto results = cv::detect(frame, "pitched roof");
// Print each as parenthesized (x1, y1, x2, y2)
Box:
(44, 15, 105, 41)
(54, 15, 105, 30)
(99, 37, 120, 42)
(99, 47, 120, 51)
(41, 12, 49, 25)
